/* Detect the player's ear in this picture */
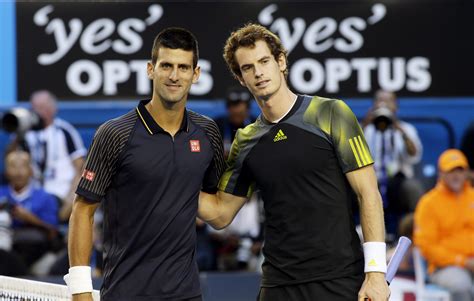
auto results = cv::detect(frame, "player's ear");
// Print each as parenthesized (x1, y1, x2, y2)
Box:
(146, 61, 154, 80)
(278, 53, 287, 72)
(236, 75, 246, 87)
(192, 66, 201, 84)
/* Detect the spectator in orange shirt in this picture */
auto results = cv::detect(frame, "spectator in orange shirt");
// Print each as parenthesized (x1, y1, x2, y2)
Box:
(414, 149, 474, 301)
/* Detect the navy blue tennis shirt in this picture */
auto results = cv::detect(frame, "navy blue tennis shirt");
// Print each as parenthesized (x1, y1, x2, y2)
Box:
(76, 100, 225, 301)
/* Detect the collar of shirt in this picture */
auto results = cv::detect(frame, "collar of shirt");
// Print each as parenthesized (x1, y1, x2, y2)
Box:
(8, 182, 33, 203)
(259, 94, 304, 125)
(136, 99, 189, 135)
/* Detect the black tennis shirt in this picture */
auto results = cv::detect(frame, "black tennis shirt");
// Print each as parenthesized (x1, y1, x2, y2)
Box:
(76, 100, 224, 301)
(219, 95, 374, 287)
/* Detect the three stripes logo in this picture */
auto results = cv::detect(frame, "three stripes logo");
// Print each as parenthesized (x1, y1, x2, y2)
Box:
(273, 129, 288, 142)
(348, 135, 371, 167)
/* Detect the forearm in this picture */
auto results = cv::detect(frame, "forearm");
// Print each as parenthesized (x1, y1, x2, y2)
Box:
(198, 191, 247, 230)
(68, 198, 95, 266)
(402, 134, 417, 156)
(198, 192, 230, 229)
(359, 189, 385, 242)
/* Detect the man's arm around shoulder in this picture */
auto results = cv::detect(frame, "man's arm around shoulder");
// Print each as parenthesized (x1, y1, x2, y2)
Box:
(198, 191, 247, 229)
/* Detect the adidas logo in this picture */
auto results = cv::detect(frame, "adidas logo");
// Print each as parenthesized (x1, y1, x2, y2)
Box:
(273, 129, 288, 142)
(368, 259, 378, 267)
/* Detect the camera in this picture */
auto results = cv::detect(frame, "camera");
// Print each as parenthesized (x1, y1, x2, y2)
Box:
(1, 107, 44, 134)
(372, 107, 394, 128)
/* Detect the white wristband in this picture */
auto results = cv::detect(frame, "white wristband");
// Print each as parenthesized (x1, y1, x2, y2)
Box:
(363, 242, 387, 273)
(63, 266, 93, 295)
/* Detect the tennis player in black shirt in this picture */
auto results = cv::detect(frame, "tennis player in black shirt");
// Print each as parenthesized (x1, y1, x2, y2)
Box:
(199, 24, 390, 301)
(67, 27, 224, 301)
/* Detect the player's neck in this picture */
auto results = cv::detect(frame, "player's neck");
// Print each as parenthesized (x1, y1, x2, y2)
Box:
(146, 98, 186, 136)
(257, 86, 297, 123)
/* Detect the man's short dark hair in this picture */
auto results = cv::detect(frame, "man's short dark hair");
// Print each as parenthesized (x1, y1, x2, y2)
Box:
(223, 23, 288, 80)
(151, 27, 199, 68)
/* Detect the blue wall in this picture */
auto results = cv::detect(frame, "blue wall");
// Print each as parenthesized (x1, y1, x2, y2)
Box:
(0, 1, 16, 105)
(1, 98, 473, 181)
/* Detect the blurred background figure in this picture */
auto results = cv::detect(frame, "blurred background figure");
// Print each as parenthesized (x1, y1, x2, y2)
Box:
(0, 150, 59, 274)
(215, 87, 256, 157)
(386, 213, 415, 278)
(363, 90, 424, 237)
(19, 90, 86, 222)
(414, 149, 474, 301)
(208, 193, 263, 272)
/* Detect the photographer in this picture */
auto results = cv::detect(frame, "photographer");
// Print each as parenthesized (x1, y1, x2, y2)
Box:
(363, 90, 423, 236)
(3, 90, 86, 222)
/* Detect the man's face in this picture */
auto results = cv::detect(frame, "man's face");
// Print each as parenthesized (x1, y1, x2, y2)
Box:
(234, 40, 286, 100)
(147, 47, 200, 105)
(5, 152, 32, 191)
(374, 91, 397, 114)
(441, 167, 468, 193)
(31, 93, 56, 126)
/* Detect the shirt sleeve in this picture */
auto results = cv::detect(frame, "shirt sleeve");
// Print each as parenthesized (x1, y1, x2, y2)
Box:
(201, 119, 226, 194)
(76, 121, 128, 202)
(218, 129, 255, 198)
(326, 100, 374, 173)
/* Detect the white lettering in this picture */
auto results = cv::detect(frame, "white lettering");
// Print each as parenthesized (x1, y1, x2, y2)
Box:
(80, 19, 115, 55)
(378, 57, 405, 91)
(335, 17, 366, 53)
(66, 60, 102, 96)
(290, 58, 325, 93)
(351, 58, 377, 92)
(325, 59, 352, 93)
(129, 60, 150, 95)
(103, 61, 131, 95)
(406, 57, 431, 92)
(38, 19, 82, 65)
(113, 19, 146, 54)
(303, 18, 337, 53)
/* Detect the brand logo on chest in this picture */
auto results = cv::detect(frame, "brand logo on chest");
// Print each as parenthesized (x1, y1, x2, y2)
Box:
(190, 140, 201, 152)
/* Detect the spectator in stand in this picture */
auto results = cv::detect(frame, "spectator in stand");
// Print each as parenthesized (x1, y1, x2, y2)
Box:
(0, 199, 28, 276)
(363, 90, 424, 236)
(414, 149, 474, 301)
(22, 90, 86, 222)
(0, 150, 59, 269)
(215, 86, 255, 157)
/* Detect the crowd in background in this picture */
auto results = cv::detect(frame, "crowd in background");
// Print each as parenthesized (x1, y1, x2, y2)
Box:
(0, 88, 473, 300)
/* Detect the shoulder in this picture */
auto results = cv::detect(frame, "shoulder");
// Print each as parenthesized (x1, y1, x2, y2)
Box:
(188, 110, 218, 127)
(234, 120, 262, 143)
(31, 188, 56, 201)
(398, 120, 418, 132)
(305, 96, 352, 118)
(188, 110, 221, 135)
(417, 188, 441, 209)
(95, 110, 137, 140)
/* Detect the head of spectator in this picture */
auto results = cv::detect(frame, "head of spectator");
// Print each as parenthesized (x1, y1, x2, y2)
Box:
(226, 87, 252, 128)
(30, 90, 57, 128)
(438, 149, 469, 194)
(370, 90, 398, 131)
(5, 151, 32, 193)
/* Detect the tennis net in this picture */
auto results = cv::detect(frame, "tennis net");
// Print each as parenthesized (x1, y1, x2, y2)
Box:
(0, 276, 100, 300)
